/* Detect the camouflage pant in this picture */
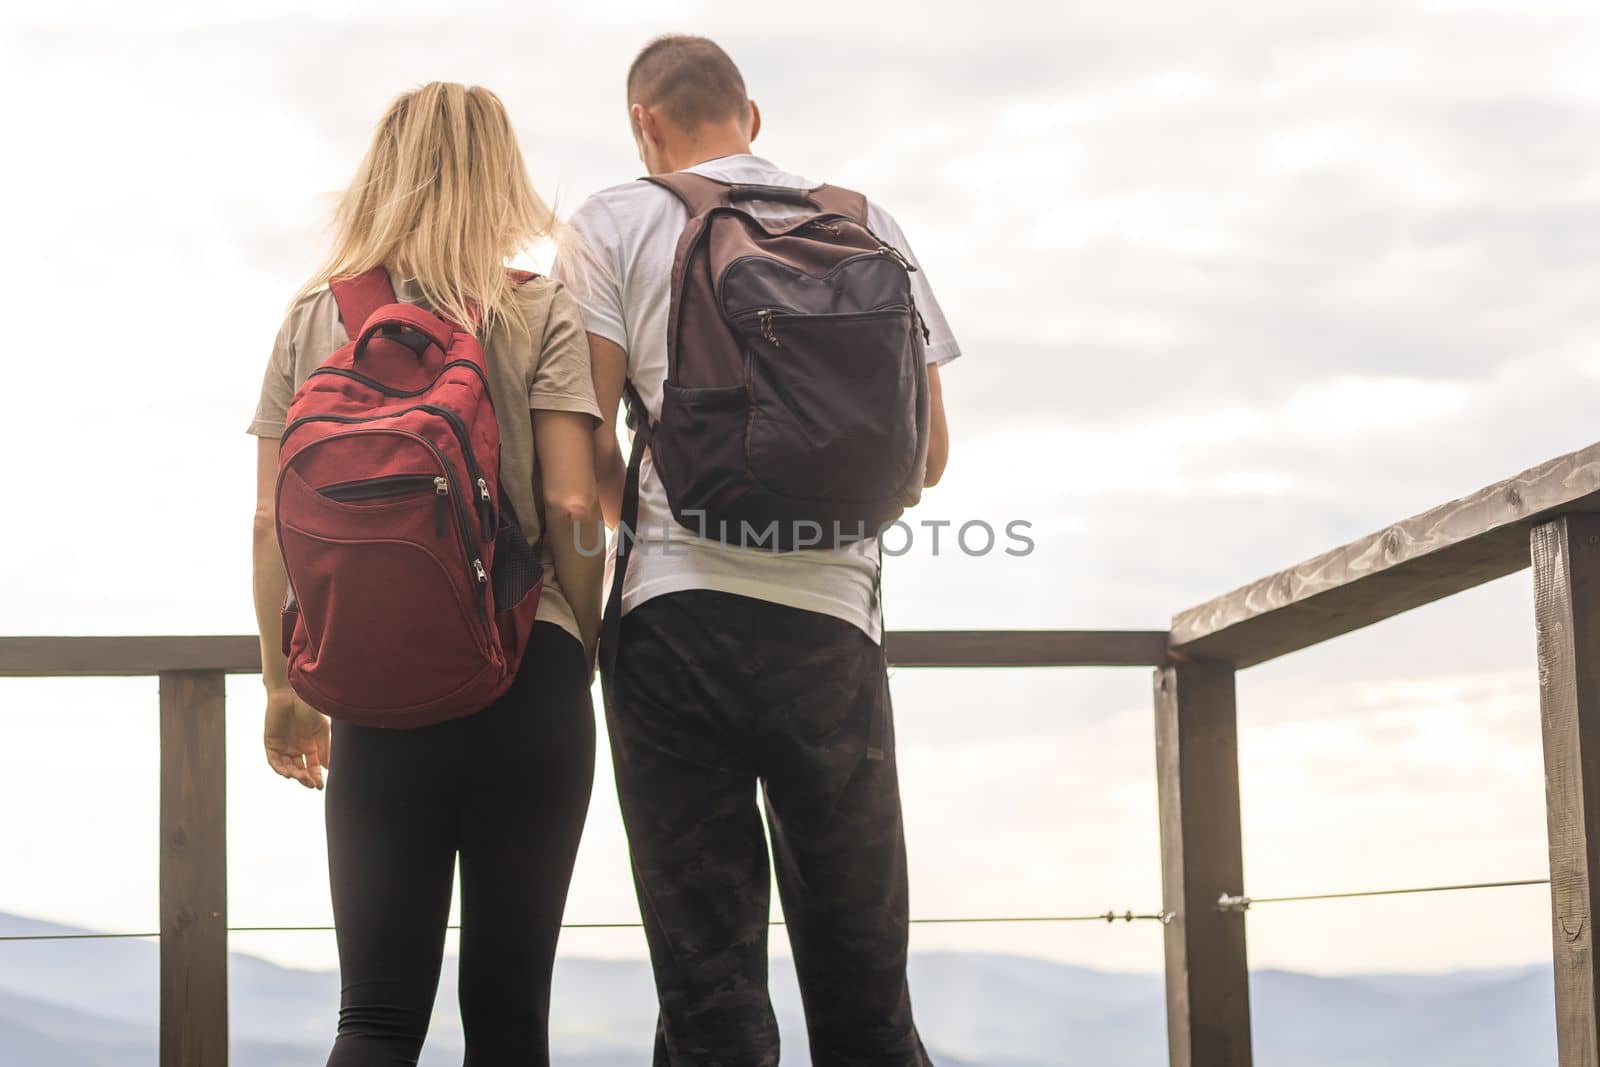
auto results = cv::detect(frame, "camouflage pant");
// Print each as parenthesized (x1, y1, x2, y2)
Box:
(605, 590, 933, 1067)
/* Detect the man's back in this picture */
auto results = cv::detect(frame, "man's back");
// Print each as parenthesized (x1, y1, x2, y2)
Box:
(555, 153, 960, 641)
(577, 33, 954, 1066)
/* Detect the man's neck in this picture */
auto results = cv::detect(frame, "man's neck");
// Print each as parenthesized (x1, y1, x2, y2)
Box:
(663, 131, 753, 174)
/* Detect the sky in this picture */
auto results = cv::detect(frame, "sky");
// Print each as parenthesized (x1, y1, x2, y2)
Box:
(1, 0, 1597, 981)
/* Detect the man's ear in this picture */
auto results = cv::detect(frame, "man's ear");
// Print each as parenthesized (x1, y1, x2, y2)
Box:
(748, 99, 762, 143)
(631, 103, 661, 169)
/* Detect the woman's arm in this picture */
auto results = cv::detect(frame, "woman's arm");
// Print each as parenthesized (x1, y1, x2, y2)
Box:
(252, 439, 293, 693)
(534, 409, 605, 670)
(585, 332, 629, 526)
(252, 437, 330, 789)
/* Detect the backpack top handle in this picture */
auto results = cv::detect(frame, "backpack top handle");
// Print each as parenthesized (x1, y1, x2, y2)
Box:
(350, 305, 455, 364)
(725, 182, 821, 209)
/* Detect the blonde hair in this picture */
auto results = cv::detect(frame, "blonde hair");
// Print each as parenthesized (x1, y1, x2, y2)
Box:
(300, 82, 555, 331)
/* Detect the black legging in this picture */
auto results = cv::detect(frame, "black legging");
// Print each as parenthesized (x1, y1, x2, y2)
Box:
(324, 622, 596, 1066)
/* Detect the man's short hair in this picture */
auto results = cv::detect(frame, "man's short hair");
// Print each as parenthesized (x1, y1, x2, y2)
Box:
(627, 35, 751, 129)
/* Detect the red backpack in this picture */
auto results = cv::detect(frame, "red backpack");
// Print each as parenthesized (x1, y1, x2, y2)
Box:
(275, 268, 542, 727)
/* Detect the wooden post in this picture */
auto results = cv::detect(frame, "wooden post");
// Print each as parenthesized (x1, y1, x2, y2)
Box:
(159, 670, 228, 1067)
(1533, 515, 1600, 1067)
(1154, 660, 1252, 1067)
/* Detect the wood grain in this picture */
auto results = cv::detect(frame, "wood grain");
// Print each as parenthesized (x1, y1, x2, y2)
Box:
(159, 671, 228, 1067)
(1172, 441, 1600, 667)
(1155, 661, 1253, 1067)
(1533, 516, 1600, 1067)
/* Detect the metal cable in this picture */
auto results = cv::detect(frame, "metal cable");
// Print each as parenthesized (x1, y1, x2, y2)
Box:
(0, 911, 1173, 943)
(5, 877, 1553, 941)
(1217, 877, 1549, 912)
(0, 931, 161, 942)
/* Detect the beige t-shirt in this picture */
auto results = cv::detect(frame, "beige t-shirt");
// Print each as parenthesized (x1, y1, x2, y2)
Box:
(248, 272, 602, 646)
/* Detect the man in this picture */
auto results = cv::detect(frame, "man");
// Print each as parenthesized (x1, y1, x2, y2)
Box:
(554, 34, 957, 1066)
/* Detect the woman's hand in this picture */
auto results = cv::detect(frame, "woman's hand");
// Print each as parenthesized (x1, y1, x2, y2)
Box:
(264, 687, 331, 790)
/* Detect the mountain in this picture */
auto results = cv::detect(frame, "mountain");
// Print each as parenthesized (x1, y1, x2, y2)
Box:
(0, 912, 1557, 1066)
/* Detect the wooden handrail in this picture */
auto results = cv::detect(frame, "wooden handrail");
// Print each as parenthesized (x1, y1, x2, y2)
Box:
(887, 630, 1169, 667)
(1171, 439, 1600, 667)
(0, 636, 260, 677)
(0, 630, 1172, 677)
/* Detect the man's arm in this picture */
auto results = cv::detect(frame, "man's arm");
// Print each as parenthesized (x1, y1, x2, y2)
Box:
(587, 332, 629, 526)
(925, 363, 949, 487)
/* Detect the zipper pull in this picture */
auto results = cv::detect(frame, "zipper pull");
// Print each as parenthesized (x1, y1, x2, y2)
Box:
(473, 559, 488, 584)
(434, 477, 449, 496)
(759, 309, 781, 347)
(475, 477, 494, 535)
(877, 245, 918, 272)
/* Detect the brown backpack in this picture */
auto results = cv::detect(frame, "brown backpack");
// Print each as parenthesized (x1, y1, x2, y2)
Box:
(601, 172, 930, 669)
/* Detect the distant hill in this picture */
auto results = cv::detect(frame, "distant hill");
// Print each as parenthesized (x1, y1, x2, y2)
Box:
(0, 912, 1556, 1066)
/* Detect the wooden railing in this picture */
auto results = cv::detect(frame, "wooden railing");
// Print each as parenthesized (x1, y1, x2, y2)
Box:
(1158, 440, 1600, 1067)
(6, 439, 1600, 1067)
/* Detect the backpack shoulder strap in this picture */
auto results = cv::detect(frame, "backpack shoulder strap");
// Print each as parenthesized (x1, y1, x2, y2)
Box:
(329, 267, 397, 339)
(598, 381, 653, 686)
(646, 172, 868, 226)
(810, 183, 869, 228)
(642, 172, 734, 217)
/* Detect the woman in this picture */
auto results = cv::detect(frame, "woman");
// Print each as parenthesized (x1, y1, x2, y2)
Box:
(247, 83, 604, 1065)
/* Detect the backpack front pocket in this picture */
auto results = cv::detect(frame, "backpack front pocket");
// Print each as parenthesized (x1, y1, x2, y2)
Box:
(734, 307, 921, 503)
(654, 382, 751, 520)
(276, 464, 494, 715)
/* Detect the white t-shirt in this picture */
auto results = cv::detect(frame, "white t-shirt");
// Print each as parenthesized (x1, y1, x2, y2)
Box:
(553, 154, 960, 642)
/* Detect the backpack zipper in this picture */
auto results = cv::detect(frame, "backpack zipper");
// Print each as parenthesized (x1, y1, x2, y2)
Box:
(736, 304, 912, 348)
(758, 310, 781, 347)
(416, 403, 494, 537)
(316, 474, 452, 538)
(283, 404, 493, 538)
(722, 249, 913, 290)
(307, 358, 491, 398)
(306, 360, 497, 530)
(434, 475, 451, 539)
(281, 419, 489, 618)
(318, 473, 441, 502)
(874, 245, 917, 271)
